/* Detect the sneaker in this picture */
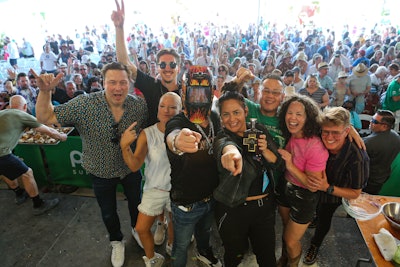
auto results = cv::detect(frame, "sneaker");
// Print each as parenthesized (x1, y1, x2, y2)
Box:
(303, 244, 319, 265)
(110, 241, 125, 267)
(33, 198, 59, 216)
(196, 247, 222, 267)
(165, 242, 172, 257)
(154, 220, 166, 245)
(15, 191, 29, 205)
(143, 252, 164, 267)
(132, 228, 144, 249)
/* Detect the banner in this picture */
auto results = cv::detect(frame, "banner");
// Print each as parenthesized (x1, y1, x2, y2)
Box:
(13, 144, 48, 186)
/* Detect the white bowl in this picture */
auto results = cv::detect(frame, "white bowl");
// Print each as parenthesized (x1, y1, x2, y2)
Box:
(342, 193, 382, 221)
(382, 202, 400, 231)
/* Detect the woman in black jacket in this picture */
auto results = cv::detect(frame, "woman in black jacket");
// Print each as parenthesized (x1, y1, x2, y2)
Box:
(213, 89, 283, 267)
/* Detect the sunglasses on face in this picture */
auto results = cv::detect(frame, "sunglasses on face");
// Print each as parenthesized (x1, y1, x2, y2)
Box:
(370, 118, 386, 125)
(158, 62, 177, 69)
(111, 122, 120, 144)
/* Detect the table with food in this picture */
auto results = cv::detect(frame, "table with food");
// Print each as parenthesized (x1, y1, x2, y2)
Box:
(343, 194, 400, 266)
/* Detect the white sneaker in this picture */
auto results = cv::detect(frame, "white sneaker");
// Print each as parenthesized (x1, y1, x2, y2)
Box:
(143, 252, 164, 267)
(154, 220, 166, 245)
(196, 247, 222, 267)
(165, 242, 172, 257)
(132, 228, 144, 249)
(110, 241, 125, 267)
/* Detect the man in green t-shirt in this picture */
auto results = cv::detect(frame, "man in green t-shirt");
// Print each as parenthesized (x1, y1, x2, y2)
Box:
(245, 74, 286, 149)
(382, 75, 400, 132)
(0, 95, 66, 215)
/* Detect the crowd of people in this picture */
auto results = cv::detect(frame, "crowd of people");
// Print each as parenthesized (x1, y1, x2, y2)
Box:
(1, 0, 400, 266)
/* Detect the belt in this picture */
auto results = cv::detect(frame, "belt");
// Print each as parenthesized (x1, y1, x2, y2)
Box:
(243, 193, 270, 207)
(176, 195, 212, 212)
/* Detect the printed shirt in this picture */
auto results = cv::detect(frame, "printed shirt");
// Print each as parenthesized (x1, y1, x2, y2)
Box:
(54, 91, 148, 178)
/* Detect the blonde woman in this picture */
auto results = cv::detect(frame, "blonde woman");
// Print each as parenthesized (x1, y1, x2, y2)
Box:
(120, 92, 182, 266)
(298, 74, 330, 109)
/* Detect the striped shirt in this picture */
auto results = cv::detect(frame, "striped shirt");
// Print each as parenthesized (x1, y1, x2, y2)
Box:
(320, 139, 369, 204)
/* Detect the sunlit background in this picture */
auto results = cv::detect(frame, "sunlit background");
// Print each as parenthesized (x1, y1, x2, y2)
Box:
(0, 0, 399, 56)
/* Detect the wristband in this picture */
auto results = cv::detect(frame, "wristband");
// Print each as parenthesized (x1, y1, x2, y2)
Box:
(172, 134, 184, 156)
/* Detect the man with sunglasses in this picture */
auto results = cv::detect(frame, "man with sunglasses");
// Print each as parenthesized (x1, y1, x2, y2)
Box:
(112, 1, 181, 127)
(363, 110, 400, 194)
(303, 107, 369, 265)
(34, 62, 148, 267)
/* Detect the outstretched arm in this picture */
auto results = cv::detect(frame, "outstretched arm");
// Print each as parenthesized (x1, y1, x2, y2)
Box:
(34, 125, 67, 142)
(111, 0, 137, 79)
(221, 144, 243, 176)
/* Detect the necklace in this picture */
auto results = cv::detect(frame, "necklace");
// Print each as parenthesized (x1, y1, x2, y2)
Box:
(194, 117, 214, 155)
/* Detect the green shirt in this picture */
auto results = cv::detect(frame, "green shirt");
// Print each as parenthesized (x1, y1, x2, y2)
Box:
(383, 79, 400, 112)
(245, 98, 286, 185)
(245, 98, 286, 149)
(0, 109, 41, 157)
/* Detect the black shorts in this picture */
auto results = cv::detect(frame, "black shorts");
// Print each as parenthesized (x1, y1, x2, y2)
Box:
(9, 58, 17, 67)
(0, 154, 29, 180)
(286, 182, 319, 224)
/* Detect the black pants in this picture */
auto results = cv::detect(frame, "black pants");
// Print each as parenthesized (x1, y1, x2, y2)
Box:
(310, 202, 341, 247)
(215, 194, 277, 267)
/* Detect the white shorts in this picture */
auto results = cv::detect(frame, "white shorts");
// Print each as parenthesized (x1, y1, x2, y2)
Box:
(138, 188, 171, 216)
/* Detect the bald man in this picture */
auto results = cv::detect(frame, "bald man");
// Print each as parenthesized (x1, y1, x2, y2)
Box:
(0, 95, 67, 215)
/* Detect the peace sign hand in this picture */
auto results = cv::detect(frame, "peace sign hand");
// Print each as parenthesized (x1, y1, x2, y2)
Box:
(111, 0, 125, 28)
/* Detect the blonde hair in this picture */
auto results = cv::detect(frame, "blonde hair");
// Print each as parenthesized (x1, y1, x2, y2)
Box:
(160, 92, 182, 111)
(321, 107, 350, 127)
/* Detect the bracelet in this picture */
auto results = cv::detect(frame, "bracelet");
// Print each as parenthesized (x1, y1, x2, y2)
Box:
(172, 134, 184, 156)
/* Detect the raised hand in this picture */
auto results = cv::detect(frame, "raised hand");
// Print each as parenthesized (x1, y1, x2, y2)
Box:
(111, 0, 125, 28)
(7, 68, 16, 80)
(236, 67, 255, 84)
(30, 69, 64, 93)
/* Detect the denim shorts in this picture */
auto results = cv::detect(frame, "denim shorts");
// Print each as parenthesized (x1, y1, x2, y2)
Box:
(138, 188, 171, 216)
(0, 154, 29, 180)
(286, 182, 319, 224)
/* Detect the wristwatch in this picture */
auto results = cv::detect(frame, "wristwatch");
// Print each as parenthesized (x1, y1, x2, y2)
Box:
(326, 184, 335, 194)
(172, 134, 184, 156)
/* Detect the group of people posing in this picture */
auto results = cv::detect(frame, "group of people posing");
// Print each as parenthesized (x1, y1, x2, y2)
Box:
(3, 1, 400, 267)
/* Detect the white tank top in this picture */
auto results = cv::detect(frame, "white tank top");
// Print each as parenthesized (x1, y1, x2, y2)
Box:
(143, 124, 171, 191)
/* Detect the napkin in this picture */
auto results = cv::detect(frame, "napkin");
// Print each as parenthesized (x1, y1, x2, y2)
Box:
(373, 228, 398, 261)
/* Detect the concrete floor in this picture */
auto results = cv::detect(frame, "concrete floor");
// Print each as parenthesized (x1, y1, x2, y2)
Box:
(0, 186, 375, 267)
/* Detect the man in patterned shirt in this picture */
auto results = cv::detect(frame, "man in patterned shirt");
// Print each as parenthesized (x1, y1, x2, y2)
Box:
(34, 62, 148, 267)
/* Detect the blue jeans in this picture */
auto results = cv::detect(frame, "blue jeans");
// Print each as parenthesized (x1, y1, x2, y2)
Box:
(91, 171, 142, 241)
(171, 198, 215, 267)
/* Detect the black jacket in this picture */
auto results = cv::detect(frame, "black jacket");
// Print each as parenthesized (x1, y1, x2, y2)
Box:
(213, 123, 283, 207)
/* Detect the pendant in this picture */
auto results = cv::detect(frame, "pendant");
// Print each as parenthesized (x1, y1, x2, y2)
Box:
(208, 146, 213, 155)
